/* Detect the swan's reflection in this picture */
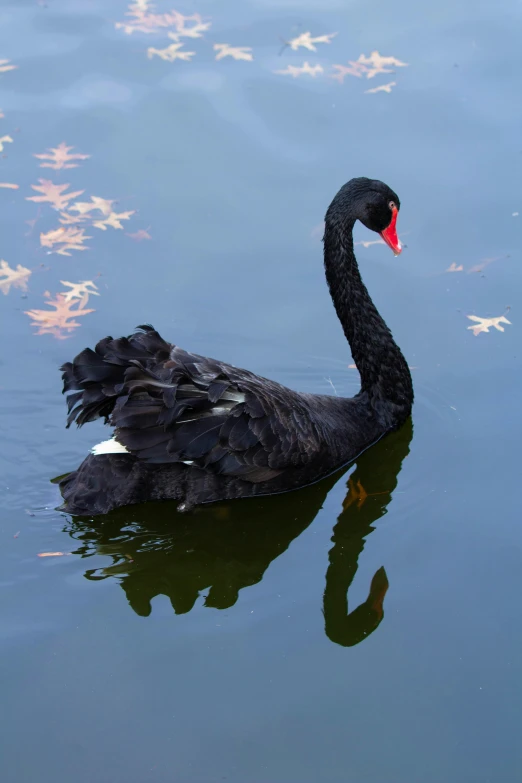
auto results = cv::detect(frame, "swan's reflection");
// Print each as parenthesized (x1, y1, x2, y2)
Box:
(65, 419, 412, 647)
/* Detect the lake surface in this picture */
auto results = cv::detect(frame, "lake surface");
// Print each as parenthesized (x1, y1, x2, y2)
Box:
(1, 1, 521, 781)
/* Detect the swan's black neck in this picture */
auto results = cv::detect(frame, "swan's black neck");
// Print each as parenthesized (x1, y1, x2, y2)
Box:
(323, 214, 413, 425)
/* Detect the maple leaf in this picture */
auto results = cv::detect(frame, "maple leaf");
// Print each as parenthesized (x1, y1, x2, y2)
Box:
(466, 314, 512, 336)
(274, 62, 323, 78)
(287, 31, 337, 52)
(0, 59, 17, 73)
(147, 37, 195, 62)
(0, 182, 19, 189)
(0, 134, 13, 151)
(126, 228, 151, 241)
(68, 195, 114, 216)
(33, 142, 90, 171)
(365, 81, 396, 94)
(40, 226, 91, 255)
(356, 50, 408, 78)
(92, 210, 135, 230)
(60, 279, 99, 308)
(214, 44, 253, 61)
(0, 259, 31, 295)
(25, 292, 94, 339)
(27, 180, 84, 210)
(329, 62, 368, 82)
(446, 262, 464, 272)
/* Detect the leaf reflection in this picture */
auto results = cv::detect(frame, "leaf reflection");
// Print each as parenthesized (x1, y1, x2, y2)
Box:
(63, 419, 412, 648)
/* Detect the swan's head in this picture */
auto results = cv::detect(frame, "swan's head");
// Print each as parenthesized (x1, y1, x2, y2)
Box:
(328, 177, 402, 256)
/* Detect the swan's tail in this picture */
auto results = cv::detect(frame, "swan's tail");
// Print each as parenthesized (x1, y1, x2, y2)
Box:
(61, 324, 171, 428)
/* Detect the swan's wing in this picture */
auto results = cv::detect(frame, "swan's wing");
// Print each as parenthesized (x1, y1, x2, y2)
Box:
(62, 326, 325, 482)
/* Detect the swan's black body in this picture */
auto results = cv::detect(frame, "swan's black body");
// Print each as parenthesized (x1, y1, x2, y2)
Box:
(59, 178, 413, 515)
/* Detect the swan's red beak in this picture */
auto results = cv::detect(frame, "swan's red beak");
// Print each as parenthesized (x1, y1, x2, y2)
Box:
(380, 206, 402, 256)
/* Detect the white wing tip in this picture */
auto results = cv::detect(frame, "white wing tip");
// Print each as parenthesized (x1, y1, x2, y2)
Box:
(91, 438, 129, 455)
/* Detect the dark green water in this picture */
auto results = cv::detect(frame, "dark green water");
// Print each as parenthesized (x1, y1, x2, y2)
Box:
(1, 1, 521, 781)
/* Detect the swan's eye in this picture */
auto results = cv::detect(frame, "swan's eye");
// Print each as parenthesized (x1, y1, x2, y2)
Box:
(389, 201, 396, 211)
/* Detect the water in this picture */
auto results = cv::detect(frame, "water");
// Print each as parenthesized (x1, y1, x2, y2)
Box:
(1, 1, 521, 780)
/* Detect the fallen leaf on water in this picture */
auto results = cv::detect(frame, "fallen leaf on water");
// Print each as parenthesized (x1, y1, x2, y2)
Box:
(13, 531, 20, 538)
(69, 195, 114, 216)
(34, 142, 90, 170)
(58, 210, 90, 225)
(274, 62, 323, 78)
(365, 81, 396, 94)
(343, 478, 389, 509)
(0, 134, 13, 151)
(115, 1, 181, 34)
(147, 37, 195, 62)
(466, 314, 512, 336)
(214, 43, 253, 61)
(0, 182, 19, 189)
(25, 291, 95, 339)
(27, 180, 84, 210)
(173, 17, 210, 39)
(0, 259, 31, 295)
(329, 62, 368, 82)
(116, 3, 209, 37)
(467, 255, 509, 274)
(92, 210, 135, 230)
(60, 280, 99, 308)
(38, 552, 71, 557)
(40, 226, 91, 255)
(446, 262, 464, 272)
(127, 228, 151, 241)
(287, 31, 337, 52)
(356, 50, 408, 79)
(0, 59, 17, 73)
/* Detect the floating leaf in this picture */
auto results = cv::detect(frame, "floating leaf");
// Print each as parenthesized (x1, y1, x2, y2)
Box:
(34, 142, 90, 171)
(92, 210, 135, 230)
(127, 228, 151, 241)
(446, 262, 464, 272)
(365, 81, 396, 94)
(173, 17, 210, 39)
(0, 259, 31, 295)
(68, 195, 114, 216)
(0, 134, 13, 151)
(116, 3, 209, 37)
(27, 180, 84, 210)
(356, 50, 408, 79)
(60, 280, 99, 308)
(147, 37, 195, 62)
(466, 314, 512, 336)
(214, 43, 253, 61)
(274, 62, 323, 78)
(25, 292, 94, 339)
(329, 62, 368, 82)
(287, 31, 337, 52)
(0, 182, 19, 189)
(0, 59, 17, 73)
(467, 255, 509, 274)
(40, 226, 91, 255)
(37, 552, 70, 557)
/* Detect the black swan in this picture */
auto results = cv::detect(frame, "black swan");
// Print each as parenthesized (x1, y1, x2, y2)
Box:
(58, 177, 413, 515)
(64, 419, 412, 646)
